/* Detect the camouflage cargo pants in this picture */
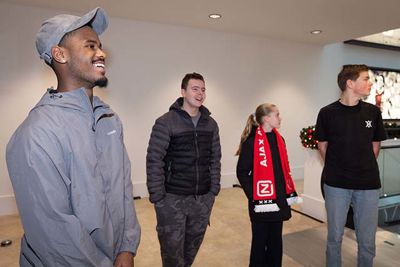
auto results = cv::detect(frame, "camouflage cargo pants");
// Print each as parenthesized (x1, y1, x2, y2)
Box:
(154, 192, 215, 267)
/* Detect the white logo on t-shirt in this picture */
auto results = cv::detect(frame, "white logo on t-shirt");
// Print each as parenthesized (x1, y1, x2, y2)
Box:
(365, 120, 372, 128)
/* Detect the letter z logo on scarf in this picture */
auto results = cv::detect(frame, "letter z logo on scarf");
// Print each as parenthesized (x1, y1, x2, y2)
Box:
(257, 180, 274, 197)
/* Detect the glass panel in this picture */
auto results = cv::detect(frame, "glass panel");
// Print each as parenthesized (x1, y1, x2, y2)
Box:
(378, 147, 400, 197)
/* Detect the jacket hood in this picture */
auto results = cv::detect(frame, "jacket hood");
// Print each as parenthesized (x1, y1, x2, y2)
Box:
(169, 97, 211, 117)
(33, 87, 109, 113)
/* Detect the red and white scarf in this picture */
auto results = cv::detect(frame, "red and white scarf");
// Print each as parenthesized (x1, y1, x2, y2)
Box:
(253, 126, 302, 213)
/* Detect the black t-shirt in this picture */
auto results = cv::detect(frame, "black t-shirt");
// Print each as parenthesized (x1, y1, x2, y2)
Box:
(315, 100, 386, 189)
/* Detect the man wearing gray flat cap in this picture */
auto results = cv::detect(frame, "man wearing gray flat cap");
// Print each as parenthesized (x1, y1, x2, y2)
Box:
(6, 7, 141, 267)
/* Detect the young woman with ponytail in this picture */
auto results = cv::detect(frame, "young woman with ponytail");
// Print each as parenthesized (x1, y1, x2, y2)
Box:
(236, 103, 302, 267)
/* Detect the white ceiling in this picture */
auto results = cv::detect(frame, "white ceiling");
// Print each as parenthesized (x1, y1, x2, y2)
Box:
(4, 0, 400, 45)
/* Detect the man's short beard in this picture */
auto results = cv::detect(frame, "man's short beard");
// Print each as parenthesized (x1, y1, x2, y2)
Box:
(95, 77, 108, 88)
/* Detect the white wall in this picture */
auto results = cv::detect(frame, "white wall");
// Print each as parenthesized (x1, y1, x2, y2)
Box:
(2, 2, 400, 215)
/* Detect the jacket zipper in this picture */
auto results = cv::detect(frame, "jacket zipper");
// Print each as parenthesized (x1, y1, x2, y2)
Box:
(194, 128, 200, 195)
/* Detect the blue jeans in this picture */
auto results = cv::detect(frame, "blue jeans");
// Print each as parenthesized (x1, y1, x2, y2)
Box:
(324, 184, 379, 267)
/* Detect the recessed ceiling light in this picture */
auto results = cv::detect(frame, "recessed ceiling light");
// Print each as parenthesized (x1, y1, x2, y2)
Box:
(310, 30, 322, 35)
(209, 14, 222, 19)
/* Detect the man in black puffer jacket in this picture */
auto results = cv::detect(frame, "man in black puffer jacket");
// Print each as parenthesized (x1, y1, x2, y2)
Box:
(146, 72, 221, 267)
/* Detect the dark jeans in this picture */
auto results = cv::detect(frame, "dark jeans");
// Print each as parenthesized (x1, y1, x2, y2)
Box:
(249, 221, 283, 267)
(154, 192, 215, 267)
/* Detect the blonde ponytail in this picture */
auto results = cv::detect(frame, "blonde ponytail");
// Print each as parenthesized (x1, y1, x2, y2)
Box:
(235, 114, 257, 155)
(235, 103, 277, 156)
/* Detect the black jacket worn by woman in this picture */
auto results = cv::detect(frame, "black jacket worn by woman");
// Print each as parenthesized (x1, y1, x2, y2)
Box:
(236, 128, 291, 222)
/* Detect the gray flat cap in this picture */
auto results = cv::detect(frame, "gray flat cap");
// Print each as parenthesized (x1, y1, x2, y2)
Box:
(36, 7, 108, 64)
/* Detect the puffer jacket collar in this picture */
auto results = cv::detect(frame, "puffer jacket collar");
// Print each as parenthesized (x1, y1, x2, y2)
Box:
(169, 97, 211, 118)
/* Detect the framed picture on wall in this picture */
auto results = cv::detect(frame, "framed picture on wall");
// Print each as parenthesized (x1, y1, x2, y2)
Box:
(364, 67, 400, 120)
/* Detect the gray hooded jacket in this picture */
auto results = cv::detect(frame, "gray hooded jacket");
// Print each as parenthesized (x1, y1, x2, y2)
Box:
(6, 88, 140, 266)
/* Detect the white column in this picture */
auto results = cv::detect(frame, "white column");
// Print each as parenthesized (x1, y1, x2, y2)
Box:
(301, 149, 326, 221)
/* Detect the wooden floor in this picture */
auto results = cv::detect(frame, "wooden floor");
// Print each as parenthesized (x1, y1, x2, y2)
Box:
(1, 186, 399, 266)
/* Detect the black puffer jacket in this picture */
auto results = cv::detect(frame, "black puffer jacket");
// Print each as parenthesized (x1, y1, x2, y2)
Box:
(146, 98, 221, 203)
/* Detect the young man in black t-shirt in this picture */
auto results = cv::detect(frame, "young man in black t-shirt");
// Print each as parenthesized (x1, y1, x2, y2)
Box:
(315, 64, 386, 267)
